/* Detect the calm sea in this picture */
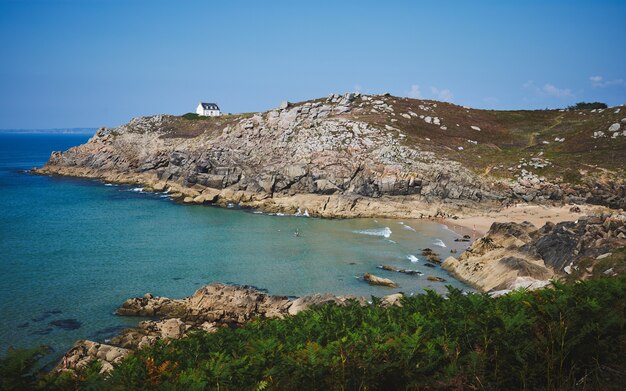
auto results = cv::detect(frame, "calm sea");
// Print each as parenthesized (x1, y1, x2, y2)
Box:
(0, 133, 471, 359)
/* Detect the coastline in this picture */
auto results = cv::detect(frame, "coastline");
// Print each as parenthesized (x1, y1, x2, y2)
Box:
(33, 164, 498, 220)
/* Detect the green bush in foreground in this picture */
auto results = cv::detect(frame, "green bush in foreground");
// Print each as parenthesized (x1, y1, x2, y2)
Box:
(5, 275, 626, 390)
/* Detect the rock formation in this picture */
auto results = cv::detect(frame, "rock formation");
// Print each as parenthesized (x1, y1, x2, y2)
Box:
(34, 94, 626, 217)
(57, 283, 368, 372)
(443, 212, 626, 292)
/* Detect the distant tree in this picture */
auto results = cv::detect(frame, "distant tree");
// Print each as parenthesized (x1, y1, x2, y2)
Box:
(567, 102, 608, 110)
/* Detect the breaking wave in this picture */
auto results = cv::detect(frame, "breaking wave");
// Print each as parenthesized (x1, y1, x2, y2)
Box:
(433, 239, 447, 248)
(406, 254, 419, 263)
(353, 227, 392, 238)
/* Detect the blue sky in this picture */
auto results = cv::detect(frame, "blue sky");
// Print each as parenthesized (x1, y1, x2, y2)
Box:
(1, 0, 625, 129)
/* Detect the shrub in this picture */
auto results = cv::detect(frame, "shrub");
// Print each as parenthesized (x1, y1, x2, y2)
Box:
(567, 102, 608, 110)
(5, 276, 626, 390)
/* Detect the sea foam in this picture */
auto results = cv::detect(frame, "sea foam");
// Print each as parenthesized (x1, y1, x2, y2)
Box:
(406, 254, 419, 263)
(433, 239, 447, 248)
(353, 227, 392, 238)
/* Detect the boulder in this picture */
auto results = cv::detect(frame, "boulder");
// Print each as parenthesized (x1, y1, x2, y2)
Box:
(363, 273, 399, 288)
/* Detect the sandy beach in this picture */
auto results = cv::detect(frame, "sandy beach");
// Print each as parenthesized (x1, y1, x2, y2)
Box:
(443, 203, 609, 238)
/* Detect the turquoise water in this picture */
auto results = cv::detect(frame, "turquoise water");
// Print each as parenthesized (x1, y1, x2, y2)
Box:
(0, 133, 471, 358)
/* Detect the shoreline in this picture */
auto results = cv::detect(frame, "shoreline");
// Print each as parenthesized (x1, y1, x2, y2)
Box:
(34, 165, 614, 236)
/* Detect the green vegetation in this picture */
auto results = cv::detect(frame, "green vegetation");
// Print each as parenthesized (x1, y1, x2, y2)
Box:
(3, 276, 626, 390)
(181, 113, 203, 120)
(567, 102, 608, 110)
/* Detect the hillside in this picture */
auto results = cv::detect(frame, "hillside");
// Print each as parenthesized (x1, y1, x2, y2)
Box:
(35, 93, 626, 217)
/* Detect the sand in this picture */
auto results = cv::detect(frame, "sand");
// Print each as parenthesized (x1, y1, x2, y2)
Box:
(442, 203, 609, 238)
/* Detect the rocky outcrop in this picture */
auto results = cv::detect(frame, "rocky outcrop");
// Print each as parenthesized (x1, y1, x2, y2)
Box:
(363, 272, 399, 287)
(33, 94, 510, 218)
(443, 212, 626, 292)
(56, 340, 131, 374)
(34, 94, 626, 216)
(57, 283, 369, 373)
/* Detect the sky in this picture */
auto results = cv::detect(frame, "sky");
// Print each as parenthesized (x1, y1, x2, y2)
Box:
(1, 0, 625, 129)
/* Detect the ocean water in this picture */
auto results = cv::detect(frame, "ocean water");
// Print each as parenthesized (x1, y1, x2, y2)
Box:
(0, 133, 472, 358)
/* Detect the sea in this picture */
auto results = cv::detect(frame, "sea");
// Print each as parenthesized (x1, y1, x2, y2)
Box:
(0, 132, 472, 361)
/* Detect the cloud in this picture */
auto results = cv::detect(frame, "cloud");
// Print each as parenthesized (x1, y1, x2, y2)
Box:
(408, 84, 422, 99)
(590, 75, 626, 88)
(523, 80, 574, 99)
(542, 83, 573, 98)
(430, 87, 454, 102)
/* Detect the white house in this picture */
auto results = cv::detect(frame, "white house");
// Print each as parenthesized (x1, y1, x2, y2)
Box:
(196, 102, 221, 116)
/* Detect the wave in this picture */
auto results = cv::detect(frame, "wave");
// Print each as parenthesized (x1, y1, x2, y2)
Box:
(295, 208, 310, 217)
(353, 227, 392, 238)
(130, 187, 144, 192)
(104, 183, 117, 187)
(433, 239, 447, 248)
(406, 254, 419, 263)
(402, 224, 417, 232)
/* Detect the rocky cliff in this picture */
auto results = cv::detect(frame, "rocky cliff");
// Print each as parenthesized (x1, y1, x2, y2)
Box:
(35, 93, 626, 217)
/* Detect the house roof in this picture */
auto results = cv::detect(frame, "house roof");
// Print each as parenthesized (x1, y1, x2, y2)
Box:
(199, 102, 220, 110)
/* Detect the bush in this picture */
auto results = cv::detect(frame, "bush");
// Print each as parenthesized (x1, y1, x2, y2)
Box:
(567, 102, 608, 110)
(5, 276, 626, 390)
(181, 113, 202, 120)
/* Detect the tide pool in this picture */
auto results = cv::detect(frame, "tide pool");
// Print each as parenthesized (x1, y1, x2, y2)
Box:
(0, 133, 471, 358)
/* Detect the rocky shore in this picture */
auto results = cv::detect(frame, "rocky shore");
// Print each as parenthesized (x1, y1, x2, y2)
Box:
(57, 283, 373, 373)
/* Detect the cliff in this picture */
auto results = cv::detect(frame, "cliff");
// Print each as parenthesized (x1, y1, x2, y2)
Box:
(35, 93, 626, 217)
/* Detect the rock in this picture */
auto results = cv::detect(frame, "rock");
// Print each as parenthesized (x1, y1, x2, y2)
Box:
(471, 126, 481, 131)
(363, 273, 399, 288)
(426, 276, 446, 282)
(380, 293, 403, 307)
(279, 101, 290, 109)
(56, 340, 131, 374)
(608, 123, 621, 132)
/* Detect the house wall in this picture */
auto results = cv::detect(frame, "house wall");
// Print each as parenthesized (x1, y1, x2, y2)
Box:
(196, 105, 221, 117)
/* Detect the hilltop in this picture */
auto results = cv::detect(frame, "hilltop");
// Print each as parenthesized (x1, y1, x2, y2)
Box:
(35, 93, 626, 218)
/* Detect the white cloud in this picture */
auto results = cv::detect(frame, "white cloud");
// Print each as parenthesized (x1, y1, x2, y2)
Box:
(430, 87, 454, 102)
(408, 84, 422, 99)
(542, 83, 573, 98)
(590, 75, 626, 88)
(523, 80, 574, 99)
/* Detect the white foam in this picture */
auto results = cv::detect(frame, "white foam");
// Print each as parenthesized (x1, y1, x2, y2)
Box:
(275, 212, 285, 216)
(130, 187, 144, 192)
(433, 238, 447, 248)
(104, 183, 115, 187)
(406, 254, 419, 263)
(353, 227, 392, 238)
(227, 203, 235, 208)
(253, 211, 264, 214)
(386, 239, 397, 244)
(402, 224, 417, 232)
(303, 209, 310, 217)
